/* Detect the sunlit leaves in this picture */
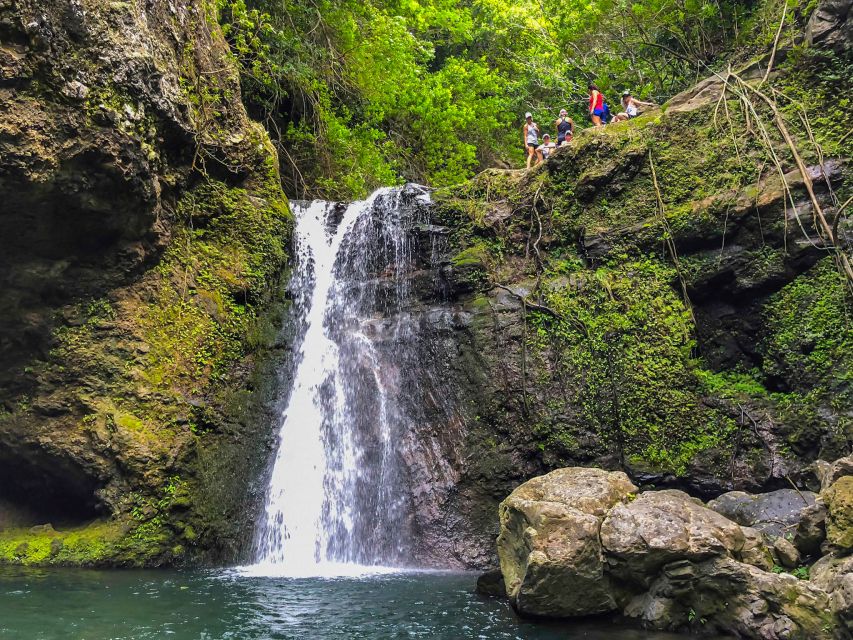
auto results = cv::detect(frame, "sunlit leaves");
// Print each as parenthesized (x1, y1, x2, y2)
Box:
(219, 0, 766, 197)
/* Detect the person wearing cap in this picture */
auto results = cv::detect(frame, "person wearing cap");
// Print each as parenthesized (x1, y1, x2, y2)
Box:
(611, 90, 656, 123)
(523, 112, 540, 169)
(554, 109, 574, 144)
(536, 133, 557, 162)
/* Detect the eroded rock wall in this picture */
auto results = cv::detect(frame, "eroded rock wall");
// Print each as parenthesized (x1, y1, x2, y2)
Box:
(394, 17, 850, 568)
(0, 0, 292, 565)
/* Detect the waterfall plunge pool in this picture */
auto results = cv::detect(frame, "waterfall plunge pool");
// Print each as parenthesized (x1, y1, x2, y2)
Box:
(0, 567, 722, 639)
(0, 189, 720, 639)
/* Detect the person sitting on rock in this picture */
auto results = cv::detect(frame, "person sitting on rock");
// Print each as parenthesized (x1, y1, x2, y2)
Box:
(523, 112, 539, 169)
(537, 134, 557, 161)
(554, 109, 574, 144)
(611, 90, 656, 122)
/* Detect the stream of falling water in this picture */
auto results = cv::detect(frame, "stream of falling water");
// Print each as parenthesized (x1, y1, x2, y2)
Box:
(244, 186, 430, 577)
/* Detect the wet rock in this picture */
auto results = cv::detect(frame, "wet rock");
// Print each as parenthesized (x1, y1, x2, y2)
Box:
(610, 513, 833, 637)
(475, 569, 506, 597)
(689, 557, 832, 639)
(811, 554, 853, 630)
(601, 490, 748, 584)
(623, 555, 832, 637)
(496, 467, 636, 617)
(707, 489, 818, 541)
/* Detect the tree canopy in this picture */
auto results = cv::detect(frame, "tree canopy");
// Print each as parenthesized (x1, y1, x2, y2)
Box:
(217, 0, 792, 198)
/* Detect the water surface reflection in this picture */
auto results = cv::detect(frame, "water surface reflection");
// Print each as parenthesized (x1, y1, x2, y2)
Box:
(0, 568, 725, 639)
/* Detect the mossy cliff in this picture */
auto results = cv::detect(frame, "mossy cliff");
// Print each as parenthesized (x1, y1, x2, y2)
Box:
(0, 0, 292, 565)
(421, 9, 851, 565)
(0, 0, 848, 574)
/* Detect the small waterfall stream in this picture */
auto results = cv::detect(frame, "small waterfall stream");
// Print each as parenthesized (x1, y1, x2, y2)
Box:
(247, 186, 432, 577)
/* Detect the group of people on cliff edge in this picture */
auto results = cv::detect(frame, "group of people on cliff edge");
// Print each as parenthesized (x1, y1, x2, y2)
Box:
(523, 108, 575, 168)
(523, 85, 654, 168)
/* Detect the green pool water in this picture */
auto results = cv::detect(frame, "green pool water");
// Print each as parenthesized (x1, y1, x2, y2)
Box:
(0, 568, 720, 639)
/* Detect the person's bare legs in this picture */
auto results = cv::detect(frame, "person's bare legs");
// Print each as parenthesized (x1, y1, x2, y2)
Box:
(591, 114, 602, 127)
(526, 145, 536, 168)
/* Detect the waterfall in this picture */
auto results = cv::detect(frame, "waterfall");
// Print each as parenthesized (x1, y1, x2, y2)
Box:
(246, 185, 432, 577)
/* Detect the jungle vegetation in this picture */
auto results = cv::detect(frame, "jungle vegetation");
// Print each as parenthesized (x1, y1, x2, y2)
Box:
(216, 0, 800, 199)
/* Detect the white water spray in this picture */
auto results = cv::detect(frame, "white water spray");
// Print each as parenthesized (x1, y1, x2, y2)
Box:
(245, 186, 430, 577)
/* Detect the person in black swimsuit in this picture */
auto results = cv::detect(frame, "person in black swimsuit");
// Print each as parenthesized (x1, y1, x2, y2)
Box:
(555, 109, 574, 144)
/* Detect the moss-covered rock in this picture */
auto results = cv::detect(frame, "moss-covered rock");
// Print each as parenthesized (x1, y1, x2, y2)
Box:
(824, 477, 853, 552)
(0, 0, 292, 566)
(496, 467, 637, 616)
(421, 19, 850, 567)
(430, 41, 850, 499)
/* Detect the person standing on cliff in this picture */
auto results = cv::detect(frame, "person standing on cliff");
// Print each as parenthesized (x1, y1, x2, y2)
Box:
(523, 112, 540, 168)
(588, 84, 606, 126)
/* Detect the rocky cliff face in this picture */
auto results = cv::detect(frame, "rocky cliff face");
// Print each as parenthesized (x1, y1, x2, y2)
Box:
(0, 0, 848, 575)
(0, 0, 291, 565)
(386, 3, 851, 568)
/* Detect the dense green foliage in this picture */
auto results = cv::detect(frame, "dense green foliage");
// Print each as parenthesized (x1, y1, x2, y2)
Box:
(529, 260, 737, 473)
(216, 0, 795, 198)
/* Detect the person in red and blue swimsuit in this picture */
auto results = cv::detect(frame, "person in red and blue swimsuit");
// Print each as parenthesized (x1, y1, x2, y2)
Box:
(588, 83, 605, 127)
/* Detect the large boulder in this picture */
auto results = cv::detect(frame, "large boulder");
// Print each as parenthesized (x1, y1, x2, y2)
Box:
(626, 557, 833, 638)
(496, 467, 636, 617)
(692, 558, 832, 639)
(601, 489, 749, 584)
(495, 468, 843, 637)
(823, 476, 853, 553)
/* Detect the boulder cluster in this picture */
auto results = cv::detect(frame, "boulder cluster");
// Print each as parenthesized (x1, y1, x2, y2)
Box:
(486, 459, 853, 638)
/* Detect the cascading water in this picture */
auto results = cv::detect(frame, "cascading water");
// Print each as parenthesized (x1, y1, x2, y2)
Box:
(246, 186, 433, 577)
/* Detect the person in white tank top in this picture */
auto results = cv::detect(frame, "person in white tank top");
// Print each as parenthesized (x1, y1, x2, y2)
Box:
(611, 90, 656, 123)
(523, 112, 540, 168)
